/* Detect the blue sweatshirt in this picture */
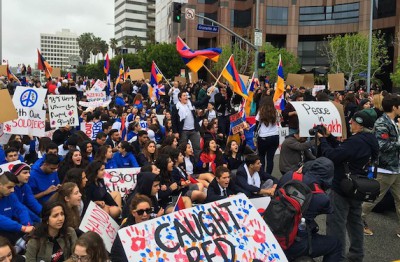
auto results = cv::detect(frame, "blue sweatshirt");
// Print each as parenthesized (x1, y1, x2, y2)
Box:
(28, 164, 60, 205)
(105, 158, 118, 169)
(0, 193, 32, 232)
(14, 183, 42, 216)
(113, 152, 139, 168)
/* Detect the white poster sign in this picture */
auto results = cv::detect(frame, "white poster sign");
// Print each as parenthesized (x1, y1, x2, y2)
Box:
(80, 121, 103, 140)
(0, 124, 11, 145)
(86, 90, 106, 102)
(0, 160, 21, 175)
(48, 95, 79, 128)
(291, 101, 342, 137)
(104, 168, 140, 197)
(13, 86, 47, 110)
(3, 109, 46, 137)
(79, 201, 120, 252)
(249, 196, 271, 215)
(79, 100, 111, 108)
(118, 195, 287, 261)
(312, 85, 326, 97)
(275, 126, 289, 155)
(92, 79, 106, 91)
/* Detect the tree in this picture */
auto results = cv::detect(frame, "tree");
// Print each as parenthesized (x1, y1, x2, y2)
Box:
(77, 33, 95, 64)
(211, 42, 253, 75)
(110, 38, 118, 57)
(147, 29, 156, 45)
(132, 36, 143, 52)
(122, 37, 132, 50)
(320, 32, 390, 90)
(391, 63, 400, 88)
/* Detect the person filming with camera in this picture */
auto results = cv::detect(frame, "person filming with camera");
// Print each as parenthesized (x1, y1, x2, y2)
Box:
(318, 110, 379, 262)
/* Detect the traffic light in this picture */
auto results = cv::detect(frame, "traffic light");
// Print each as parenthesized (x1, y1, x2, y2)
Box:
(258, 52, 266, 68)
(173, 3, 182, 23)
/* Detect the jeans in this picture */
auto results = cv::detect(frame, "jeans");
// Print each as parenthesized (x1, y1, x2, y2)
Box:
(327, 190, 364, 262)
(180, 130, 201, 162)
(257, 135, 279, 174)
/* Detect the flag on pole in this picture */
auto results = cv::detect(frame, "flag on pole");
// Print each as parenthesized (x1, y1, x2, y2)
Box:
(176, 36, 221, 72)
(124, 67, 130, 80)
(37, 49, 52, 79)
(6, 64, 21, 84)
(116, 58, 125, 84)
(221, 55, 248, 99)
(104, 53, 111, 96)
(149, 61, 165, 101)
(244, 73, 258, 116)
(174, 193, 186, 212)
(273, 55, 286, 110)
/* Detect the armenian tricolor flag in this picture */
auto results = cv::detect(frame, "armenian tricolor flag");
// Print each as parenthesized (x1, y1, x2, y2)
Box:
(273, 55, 286, 110)
(124, 67, 130, 80)
(174, 193, 186, 212)
(149, 61, 165, 101)
(37, 49, 52, 79)
(104, 53, 111, 96)
(176, 36, 221, 72)
(244, 73, 258, 116)
(116, 58, 125, 84)
(221, 55, 248, 99)
(6, 64, 20, 84)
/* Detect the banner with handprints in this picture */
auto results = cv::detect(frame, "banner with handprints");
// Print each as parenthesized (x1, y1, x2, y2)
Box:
(48, 95, 79, 128)
(118, 195, 287, 262)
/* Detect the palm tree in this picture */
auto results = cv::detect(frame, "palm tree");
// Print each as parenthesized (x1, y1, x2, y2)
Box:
(110, 38, 118, 57)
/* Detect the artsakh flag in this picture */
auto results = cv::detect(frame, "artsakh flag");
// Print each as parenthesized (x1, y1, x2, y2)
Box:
(6, 64, 21, 84)
(273, 54, 286, 110)
(149, 61, 165, 101)
(37, 49, 52, 79)
(176, 36, 221, 72)
(104, 53, 111, 96)
(124, 67, 130, 80)
(221, 55, 248, 99)
(116, 58, 125, 84)
(174, 193, 186, 212)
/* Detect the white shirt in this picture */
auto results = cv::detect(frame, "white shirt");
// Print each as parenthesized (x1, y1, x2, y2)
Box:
(183, 105, 195, 130)
(256, 113, 279, 137)
(184, 156, 194, 175)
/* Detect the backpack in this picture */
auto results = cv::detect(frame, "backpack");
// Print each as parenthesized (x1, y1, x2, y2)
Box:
(263, 180, 312, 250)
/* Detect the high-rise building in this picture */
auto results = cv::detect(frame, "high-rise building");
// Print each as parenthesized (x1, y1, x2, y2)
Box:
(114, 0, 156, 52)
(40, 29, 79, 69)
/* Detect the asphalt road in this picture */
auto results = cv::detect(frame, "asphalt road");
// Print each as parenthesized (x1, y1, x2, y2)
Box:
(271, 155, 399, 262)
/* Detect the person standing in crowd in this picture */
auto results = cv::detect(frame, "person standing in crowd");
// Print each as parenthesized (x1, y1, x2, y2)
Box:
(68, 232, 108, 262)
(282, 92, 304, 135)
(255, 96, 280, 174)
(25, 201, 77, 262)
(214, 86, 233, 136)
(362, 94, 400, 237)
(319, 110, 379, 262)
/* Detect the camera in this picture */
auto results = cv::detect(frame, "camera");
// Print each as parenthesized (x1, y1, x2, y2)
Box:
(309, 124, 326, 136)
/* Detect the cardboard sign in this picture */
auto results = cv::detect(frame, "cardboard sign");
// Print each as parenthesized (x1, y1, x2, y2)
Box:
(118, 195, 287, 261)
(0, 124, 11, 145)
(229, 112, 246, 135)
(239, 74, 250, 85)
(13, 86, 47, 110)
(188, 72, 198, 83)
(78, 100, 111, 108)
(86, 90, 106, 102)
(80, 121, 103, 140)
(3, 109, 46, 137)
(143, 72, 151, 81)
(0, 160, 21, 175)
(103, 168, 140, 197)
(286, 73, 304, 87)
(0, 89, 18, 123)
(48, 95, 79, 128)
(174, 76, 186, 84)
(128, 69, 145, 81)
(312, 85, 326, 97)
(328, 73, 345, 91)
(92, 79, 106, 91)
(302, 74, 314, 88)
(52, 68, 61, 78)
(79, 201, 120, 252)
(275, 126, 289, 155)
(291, 101, 342, 137)
(0, 65, 6, 76)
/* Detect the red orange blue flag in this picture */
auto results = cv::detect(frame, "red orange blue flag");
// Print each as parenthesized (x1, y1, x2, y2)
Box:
(104, 53, 111, 96)
(273, 55, 285, 110)
(37, 49, 52, 79)
(6, 64, 20, 84)
(176, 36, 221, 72)
(221, 55, 248, 99)
(174, 193, 186, 212)
(244, 73, 258, 116)
(149, 61, 165, 101)
(116, 58, 125, 84)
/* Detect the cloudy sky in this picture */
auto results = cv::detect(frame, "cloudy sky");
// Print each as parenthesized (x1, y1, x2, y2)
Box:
(2, 0, 114, 66)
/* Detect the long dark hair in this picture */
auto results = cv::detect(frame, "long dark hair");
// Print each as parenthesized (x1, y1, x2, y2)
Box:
(202, 139, 223, 165)
(73, 232, 109, 262)
(0, 236, 16, 259)
(85, 160, 104, 185)
(64, 168, 85, 193)
(258, 96, 277, 126)
(79, 140, 93, 160)
(155, 154, 173, 185)
(142, 140, 158, 163)
(94, 145, 111, 162)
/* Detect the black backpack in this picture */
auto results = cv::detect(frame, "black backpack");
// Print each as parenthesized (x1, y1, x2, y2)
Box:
(263, 180, 312, 250)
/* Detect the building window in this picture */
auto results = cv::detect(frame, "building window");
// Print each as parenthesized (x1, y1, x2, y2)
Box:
(267, 7, 288, 25)
(373, 0, 396, 19)
(233, 8, 252, 28)
(299, 2, 359, 26)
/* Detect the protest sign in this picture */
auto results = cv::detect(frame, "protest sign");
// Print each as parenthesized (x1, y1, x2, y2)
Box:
(143, 72, 151, 81)
(291, 101, 342, 137)
(230, 112, 246, 134)
(80, 121, 103, 140)
(0, 124, 11, 145)
(0, 89, 18, 123)
(52, 68, 61, 78)
(188, 72, 198, 83)
(103, 168, 140, 197)
(249, 196, 271, 215)
(3, 109, 46, 137)
(92, 79, 106, 91)
(312, 85, 326, 97)
(79, 201, 120, 252)
(0, 160, 21, 175)
(13, 86, 47, 110)
(44, 129, 56, 140)
(286, 73, 304, 87)
(302, 74, 314, 88)
(118, 195, 287, 261)
(79, 100, 111, 108)
(0, 65, 6, 76)
(128, 69, 145, 81)
(275, 126, 289, 155)
(328, 73, 345, 91)
(48, 95, 79, 128)
(174, 76, 186, 84)
(86, 90, 106, 102)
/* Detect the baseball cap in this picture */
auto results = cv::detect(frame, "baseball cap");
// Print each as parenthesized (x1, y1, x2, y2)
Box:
(352, 110, 376, 129)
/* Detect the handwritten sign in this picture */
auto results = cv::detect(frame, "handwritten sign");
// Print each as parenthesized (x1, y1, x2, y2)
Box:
(275, 126, 289, 155)
(291, 101, 342, 137)
(230, 112, 246, 135)
(79, 100, 111, 108)
(0, 160, 21, 175)
(3, 109, 46, 137)
(86, 90, 106, 102)
(79, 201, 120, 252)
(0, 124, 11, 145)
(312, 85, 326, 97)
(118, 195, 287, 261)
(48, 95, 79, 128)
(92, 79, 106, 91)
(103, 168, 140, 197)
(80, 121, 103, 140)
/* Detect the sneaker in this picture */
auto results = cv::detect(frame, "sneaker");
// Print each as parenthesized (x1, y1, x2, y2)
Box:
(363, 221, 374, 236)
(397, 233, 400, 238)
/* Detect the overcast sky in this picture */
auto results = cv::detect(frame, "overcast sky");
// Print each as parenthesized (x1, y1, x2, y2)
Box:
(2, 0, 114, 66)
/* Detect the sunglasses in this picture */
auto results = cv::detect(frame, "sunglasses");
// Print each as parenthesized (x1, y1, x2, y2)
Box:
(71, 254, 90, 262)
(135, 208, 152, 215)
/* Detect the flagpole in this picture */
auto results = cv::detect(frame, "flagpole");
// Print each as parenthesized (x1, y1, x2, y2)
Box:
(211, 54, 233, 89)
(153, 62, 173, 89)
(203, 64, 224, 86)
(243, 72, 255, 108)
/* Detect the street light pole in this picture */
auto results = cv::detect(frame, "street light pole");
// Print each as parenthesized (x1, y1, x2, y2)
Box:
(107, 23, 124, 54)
(367, 0, 373, 93)
(254, 0, 260, 78)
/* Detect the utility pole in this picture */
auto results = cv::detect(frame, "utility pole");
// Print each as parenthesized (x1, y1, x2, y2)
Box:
(367, 0, 373, 93)
(254, 0, 260, 78)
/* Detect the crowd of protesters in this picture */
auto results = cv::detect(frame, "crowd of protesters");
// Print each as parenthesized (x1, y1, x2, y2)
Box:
(0, 72, 398, 262)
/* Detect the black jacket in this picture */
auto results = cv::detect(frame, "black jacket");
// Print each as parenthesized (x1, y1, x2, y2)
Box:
(235, 164, 277, 198)
(205, 178, 236, 203)
(110, 215, 136, 262)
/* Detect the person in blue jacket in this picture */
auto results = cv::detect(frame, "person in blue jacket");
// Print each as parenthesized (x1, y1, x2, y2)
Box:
(28, 153, 61, 205)
(0, 172, 34, 245)
(11, 163, 42, 223)
(113, 141, 139, 168)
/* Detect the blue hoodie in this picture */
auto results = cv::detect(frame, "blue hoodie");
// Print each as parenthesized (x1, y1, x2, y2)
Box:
(113, 152, 139, 168)
(14, 183, 42, 217)
(0, 193, 32, 232)
(28, 164, 60, 205)
(105, 158, 118, 169)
